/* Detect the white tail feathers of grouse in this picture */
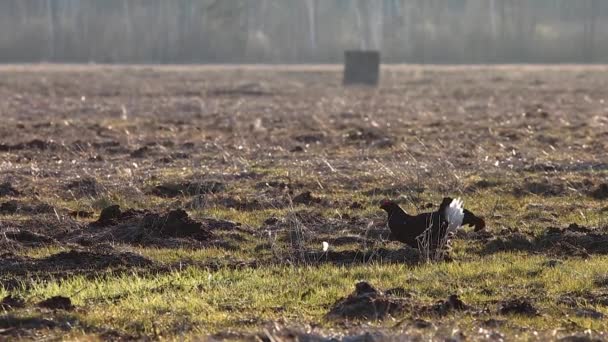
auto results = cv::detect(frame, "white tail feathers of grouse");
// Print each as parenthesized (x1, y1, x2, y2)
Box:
(444, 197, 464, 234)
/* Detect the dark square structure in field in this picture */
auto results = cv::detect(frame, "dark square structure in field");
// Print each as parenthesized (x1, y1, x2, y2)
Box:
(343, 50, 380, 86)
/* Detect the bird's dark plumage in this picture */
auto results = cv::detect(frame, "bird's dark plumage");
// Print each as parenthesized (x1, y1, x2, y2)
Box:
(380, 198, 485, 250)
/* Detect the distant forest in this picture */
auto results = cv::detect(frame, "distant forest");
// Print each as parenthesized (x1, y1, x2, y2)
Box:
(0, 0, 606, 64)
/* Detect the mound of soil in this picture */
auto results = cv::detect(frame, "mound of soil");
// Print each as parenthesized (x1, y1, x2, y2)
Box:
(77, 205, 224, 247)
(141, 209, 210, 239)
(590, 183, 608, 200)
(92, 205, 142, 227)
(343, 126, 393, 148)
(0, 248, 155, 290)
(130, 146, 155, 158)
(0, 249, 154, 276)
(151, 181, 225, 198)
(0, 200, 54, 215)
(540, 224, 608, 256)
(293, 132, 325, 144)
(68, 210, 94, 219)
(557, 290, 608, 307)
(38, 296, 74, 311)
(422, 294, 471, 316)
(0, 200, 18, 214)
(326, 282, 410, 320)
(292, 191, 323, 206)
(482, 224, 608, 257)
(1, 230, 58, 248)
(574, 308, 604, 319)
(559, 334, 605, 342)
(1, 216, 82, 246)
(0, 295, 25, 311)
(0, 182, 20, 197)
(513, 179, 566, 197)
(464, 179, 502, 193)
(65, 177, 100, 197)
(0, 316, 57, 333)
(498, 298, 539, 316)
(0, 139, 58, 152)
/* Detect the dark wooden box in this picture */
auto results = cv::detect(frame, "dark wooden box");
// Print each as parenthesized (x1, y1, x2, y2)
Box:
(343, 50, 380, 86)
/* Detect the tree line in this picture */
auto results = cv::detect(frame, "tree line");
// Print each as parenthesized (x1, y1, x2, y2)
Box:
(0, 0, 606, 64)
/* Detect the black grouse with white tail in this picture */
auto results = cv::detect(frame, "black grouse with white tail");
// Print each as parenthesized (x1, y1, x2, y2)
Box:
(380, 198, 485, 250)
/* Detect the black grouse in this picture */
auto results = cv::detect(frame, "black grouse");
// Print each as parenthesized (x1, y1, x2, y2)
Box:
(380, 197, 485, 250)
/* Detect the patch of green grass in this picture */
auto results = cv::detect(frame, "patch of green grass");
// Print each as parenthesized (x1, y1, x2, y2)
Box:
(3, 253, 607, 338)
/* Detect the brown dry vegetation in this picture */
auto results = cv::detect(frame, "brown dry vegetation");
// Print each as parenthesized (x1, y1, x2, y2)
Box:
(1, 64, 608, 341)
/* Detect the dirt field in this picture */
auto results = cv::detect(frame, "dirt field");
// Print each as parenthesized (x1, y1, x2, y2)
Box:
(1, 64, 608, 341)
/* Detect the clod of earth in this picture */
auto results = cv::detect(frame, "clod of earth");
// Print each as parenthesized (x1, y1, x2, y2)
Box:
(326, 281, 409, 320)
(263, 217, 279, 225)
(142, 209, 210, 239)
(498, 298, 539, 316)
(1, 230, 58, 248)
(422, 294, 471, 316)
(559, 335, 605, 342)
(594, 276, 608, 287)
(574, 308, 604, 319)
(293, 133, 325, 144)
(0, 182, 20, 197)
(0, 201, 54, 215)
(292, 191, 323, 206)
(92, 205, 142, 227)
(68, 210, 94, 218)
(407, 318, 434, 329)
(542, 259, 563, 268)
(370, 137, 394, 149)
(151, 181, 225, 198)
(482, 224, 608, 257)
(464, 179, 502, 193)
(343, 127, 391, 146)
(513, 179, 566, 197)
(0, 200, 18, 214)
(557, 291, 608, 307)
(217, 196, 272, 211)
(590, 183, 608, 200)
(541, 225, 608, 256)
(38, 296, 74, 311)
(65, 177, 100, 197)
(0, 295, 25, 311)
(0, 316, 57, 332)
(87, 155, 104, 162)
(0, 139, 57, 152)
(349, 201, 363, 209)
(130, 146, 151, 158)
(481, 318, 506, 328)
